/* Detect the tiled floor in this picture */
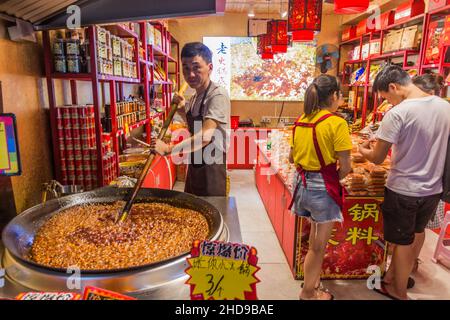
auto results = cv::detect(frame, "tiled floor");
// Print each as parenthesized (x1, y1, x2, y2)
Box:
(175, 170, 450, 300)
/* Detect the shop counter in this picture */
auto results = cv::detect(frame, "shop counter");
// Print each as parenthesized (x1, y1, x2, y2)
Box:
(255, 144, 388, 280)
(228, 127, 272, 169)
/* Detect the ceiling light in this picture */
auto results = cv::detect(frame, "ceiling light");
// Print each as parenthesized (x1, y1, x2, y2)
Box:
(282, 11, 288, 18)
(248, 12, 255, 17)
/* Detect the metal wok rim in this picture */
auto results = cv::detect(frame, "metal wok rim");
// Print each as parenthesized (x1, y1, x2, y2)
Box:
(2, 187, 224, 275)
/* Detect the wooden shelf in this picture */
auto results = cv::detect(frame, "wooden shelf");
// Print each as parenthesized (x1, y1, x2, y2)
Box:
(103, 24, 139, 38)
(428, 4, 450, 16)
(116, 118, 151, 137)
(369, 50, 420, 61)
(139, 58, 154, 66)
(51, 72, 140, 83)
(51, 73, 92, 80)
(98, 74, 140, 83)
(383, 13, 426, 32)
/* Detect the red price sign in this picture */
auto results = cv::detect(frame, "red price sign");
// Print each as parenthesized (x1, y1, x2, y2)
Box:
(186, 240, 260, 300)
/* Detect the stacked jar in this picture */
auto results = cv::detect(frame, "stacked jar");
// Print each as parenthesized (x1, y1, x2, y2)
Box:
(97, 27, 113, 76)
(53, 32, 87, 73)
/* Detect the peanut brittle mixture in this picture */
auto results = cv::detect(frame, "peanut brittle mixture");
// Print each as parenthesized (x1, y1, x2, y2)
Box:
(31, 202, 209, 270)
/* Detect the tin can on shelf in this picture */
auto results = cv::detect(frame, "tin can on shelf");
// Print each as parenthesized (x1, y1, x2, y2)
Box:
(67, 55, 81, 73)
(54, 55, 67, 73)
(113, 58, 122, 76)
(53, 39, 65, 55)
(97, 27, 107, 44)
(66, 39, 80, 55)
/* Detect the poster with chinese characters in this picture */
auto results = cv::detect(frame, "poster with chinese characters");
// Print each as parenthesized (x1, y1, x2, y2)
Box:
(202, 37, 232, 96)
(203, 37, 316, 101)
(186, 240, 260, 300)
(296, 197, 388, 279)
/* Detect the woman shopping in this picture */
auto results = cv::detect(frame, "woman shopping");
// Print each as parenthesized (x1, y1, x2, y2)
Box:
(289, 74, 352, 300)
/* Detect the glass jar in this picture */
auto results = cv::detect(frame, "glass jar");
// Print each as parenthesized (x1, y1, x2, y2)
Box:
(53, 39, 65, 55)
(66, 39, 80, 55)
(54, 55, 66, 73)
(67, 55, 80, 73)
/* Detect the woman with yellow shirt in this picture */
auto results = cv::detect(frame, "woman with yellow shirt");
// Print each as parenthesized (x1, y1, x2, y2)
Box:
(288, 74, 352, 300)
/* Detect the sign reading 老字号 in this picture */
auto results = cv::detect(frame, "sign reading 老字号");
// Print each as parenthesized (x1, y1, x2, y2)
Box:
(186, 240, 260, 300)
(0, 113, 21, 176)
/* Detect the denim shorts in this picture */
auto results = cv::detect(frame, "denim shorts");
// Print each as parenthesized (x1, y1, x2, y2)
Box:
(291, 172, 343, 223)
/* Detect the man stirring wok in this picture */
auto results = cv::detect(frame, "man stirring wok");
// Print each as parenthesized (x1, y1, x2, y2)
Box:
(152, 42, 231, 196)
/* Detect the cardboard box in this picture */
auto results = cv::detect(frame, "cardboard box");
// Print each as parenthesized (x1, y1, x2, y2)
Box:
(342, 26, 357, 41)
(370, 39, 382, 56)
(384, 29, 404, 52)
(441, 15, 450, 46)
(356, 19, 376, 36)
(400, 25, 421, 50)
(361, 43, 370, 59)
(352, 45, 361, 60)
(428, 0, 450, 12)
(394, 0, 425, 24)
(380, 11, 395, 30)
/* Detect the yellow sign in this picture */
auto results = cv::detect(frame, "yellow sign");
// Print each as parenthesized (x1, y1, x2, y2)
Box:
(185, 241, 260, 300)
(0, 122, 10, 170)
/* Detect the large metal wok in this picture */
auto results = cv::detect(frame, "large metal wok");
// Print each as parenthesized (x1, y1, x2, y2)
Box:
(1, 187, 228, 294)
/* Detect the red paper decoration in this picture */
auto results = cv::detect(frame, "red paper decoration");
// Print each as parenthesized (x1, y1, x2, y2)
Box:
(288, 0, 322, 42)
(334, 0, 369, 14)
(257, 34, 274, 59)
(268, 20, 289, 53)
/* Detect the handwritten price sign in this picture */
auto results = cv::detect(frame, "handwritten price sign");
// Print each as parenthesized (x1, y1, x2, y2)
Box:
(185, 240, 260, 300)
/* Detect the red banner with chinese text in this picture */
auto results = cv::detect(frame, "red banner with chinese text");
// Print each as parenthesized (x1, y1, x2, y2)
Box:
(296, 197, 388, 279)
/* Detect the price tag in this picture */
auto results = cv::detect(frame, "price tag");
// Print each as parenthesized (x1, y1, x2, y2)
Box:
(185, 240, 260, 300)
(83, 286, 136, 300)
(15, 292, 82, 300)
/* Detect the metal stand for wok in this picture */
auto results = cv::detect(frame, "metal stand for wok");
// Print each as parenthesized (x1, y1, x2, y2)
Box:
(0, 194, 241, 300)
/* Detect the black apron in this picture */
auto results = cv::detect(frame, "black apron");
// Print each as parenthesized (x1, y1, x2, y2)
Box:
(184, 82, 227, 197)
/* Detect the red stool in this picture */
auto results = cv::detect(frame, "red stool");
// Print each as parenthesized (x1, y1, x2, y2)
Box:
(432, 211, 450, 265)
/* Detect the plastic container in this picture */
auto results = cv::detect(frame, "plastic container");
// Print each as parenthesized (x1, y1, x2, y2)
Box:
(231, 116, 240, 130)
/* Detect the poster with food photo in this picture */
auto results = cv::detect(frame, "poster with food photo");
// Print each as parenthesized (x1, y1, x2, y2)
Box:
(203, 37, 316, 101)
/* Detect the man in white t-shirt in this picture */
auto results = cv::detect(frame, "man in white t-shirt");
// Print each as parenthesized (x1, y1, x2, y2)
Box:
(359, 65, 450, 300)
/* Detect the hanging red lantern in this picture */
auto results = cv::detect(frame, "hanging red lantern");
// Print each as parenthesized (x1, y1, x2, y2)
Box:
(334, 0, 369, 14)
(257, 34, 274, 59)
(268, 20, 289, 53)
(288, 0, 322, 42)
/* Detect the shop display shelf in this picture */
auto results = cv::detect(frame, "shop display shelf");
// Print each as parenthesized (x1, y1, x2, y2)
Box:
(98, 74, 141, 83)
(51, 72, 141, 84)
(340, 32, 376, 46)
(345, 58, 364, 64)
(369, 50, 420, 61)
(403, 65, 419, 70)
(428, 4, 450, 16)
(139, 58, 154, 66)
(152, 80, 173, 85)
(103, 24, 139, 38)
(151, 45, 167, 56)
(51, 72, 92, 80)
(116, 118, 151, 137)
(383, 13, 425, 32)
(168, 55, 177, 63)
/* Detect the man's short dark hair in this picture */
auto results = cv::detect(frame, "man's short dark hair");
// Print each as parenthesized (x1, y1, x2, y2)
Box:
(373, 65, 412, 92)
(181, 42, 213, 64)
